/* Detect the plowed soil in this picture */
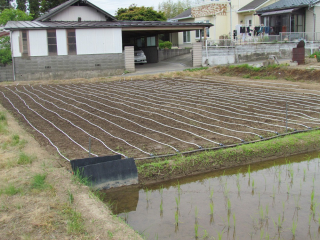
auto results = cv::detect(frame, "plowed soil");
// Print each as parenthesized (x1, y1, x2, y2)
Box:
(1, 77, 320, 161)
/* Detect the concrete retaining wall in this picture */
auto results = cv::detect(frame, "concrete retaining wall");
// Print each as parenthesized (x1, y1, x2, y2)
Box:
(0, 64, 14, 82)
(13, 53, 125, 81)
(203, 42, 320, 66)
(158, 48, 191, 61)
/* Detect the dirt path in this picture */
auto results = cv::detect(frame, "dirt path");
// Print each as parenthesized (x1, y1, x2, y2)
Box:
(0, 104, 142, 239)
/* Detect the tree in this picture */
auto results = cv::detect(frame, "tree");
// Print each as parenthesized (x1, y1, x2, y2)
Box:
(0, 36, 11, 65)
(158, 0, 192, 19)
(28, 0, 41, 19)
(116, 4, 166, 21)
(16, 0, 27, 12)
(0, 8, 32, 25)
(40, 0, 68, 14)
(0, 0, 13, 11)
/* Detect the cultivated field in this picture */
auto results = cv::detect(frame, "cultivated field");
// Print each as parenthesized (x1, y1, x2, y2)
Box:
(1, 77, 320, 161)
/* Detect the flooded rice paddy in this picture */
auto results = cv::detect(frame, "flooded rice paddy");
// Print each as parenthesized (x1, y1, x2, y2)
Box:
(104, 152, 320, 239)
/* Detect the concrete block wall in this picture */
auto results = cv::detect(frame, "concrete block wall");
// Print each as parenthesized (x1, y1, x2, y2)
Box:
(193, 42, 203, 67)
(158, 49, 191, 61)
(203, 42, 320, 66)
(124, 46, 135, 72)
(13, 53, 125, 81)
(0, 64, 14, 82)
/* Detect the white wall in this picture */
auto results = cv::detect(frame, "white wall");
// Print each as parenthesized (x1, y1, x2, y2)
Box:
(76, 28, 122, 54)
(11, 31, 21, 57)
(51, 6, 107, 21)
(56, 29, 67, 55)
(29, 30, 48, 56)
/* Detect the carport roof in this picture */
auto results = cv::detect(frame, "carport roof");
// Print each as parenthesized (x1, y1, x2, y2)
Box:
(5, 20, 212, 31)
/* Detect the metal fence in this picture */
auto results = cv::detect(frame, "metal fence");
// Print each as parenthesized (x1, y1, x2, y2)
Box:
(205, 32, 320, 47)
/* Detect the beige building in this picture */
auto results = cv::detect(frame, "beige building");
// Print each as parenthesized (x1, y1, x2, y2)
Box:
(169, 0, 291, 47)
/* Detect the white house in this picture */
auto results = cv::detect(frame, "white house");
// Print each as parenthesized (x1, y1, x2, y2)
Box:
(4, 0, 212, 81)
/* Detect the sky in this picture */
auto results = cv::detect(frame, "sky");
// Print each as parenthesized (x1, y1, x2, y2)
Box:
(90, 0, 166, 16)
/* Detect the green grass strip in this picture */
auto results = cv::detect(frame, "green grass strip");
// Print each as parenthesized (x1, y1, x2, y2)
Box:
(137, 130, 320, 181)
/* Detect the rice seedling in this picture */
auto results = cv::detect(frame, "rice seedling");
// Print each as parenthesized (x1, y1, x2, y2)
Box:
(237, 182, 241, 194)
(260, 229, 264, 239)
(175, 197, 180, 210)
(278, 169, 281, 184)
(272, 185, 276, 199)
(203, 229, 208, 239)
(265, 233, 269, 240)
(252, 179, 255, 194)
(233, 213, 236, 228)
(210, 202, 214, 215)
(287, 183, 290, 194)
(210, 189, 214, 200)
(159, 185, 163, 197)
(309, 213, 312, 226)
(227, 199, 231, 211)
(217, 230, 223, 240)
(236, 172, 240, 182)
(227, 212, 230, 227)
(160, 200, 163, 212)
(175, 211, 179, 226)
(145, 188, 149, 201)
(224, 182, 229, 197)
(311, 190, 315, 206)
(195, 206, 198, 220)
(282, 201, 285, 213)
(292, 220, 297, 237)
(177, 181, 181, 195)
(294, 196, 301, 210)
(194, 223, 199, 238)
(303, 168, 306, 181)
(259, 206, 264, 220)
(248, 165, 251, 179)
(265, 204, 269, 218)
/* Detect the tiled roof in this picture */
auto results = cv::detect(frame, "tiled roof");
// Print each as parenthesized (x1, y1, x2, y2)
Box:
(238, 0, 270, 12)
(36, 0, 116, 21)
(170, 8, 192, 20)
(257, 0, 320, 12)
(4, 20, 212, 30)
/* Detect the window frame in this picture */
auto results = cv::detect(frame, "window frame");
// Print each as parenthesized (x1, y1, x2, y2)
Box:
(47, 29, 57, 56)
(67, 29, 77, 55)
(183, 31, 191, 43)
(21, 30, 29, 57)
(195, 21, 210, 39)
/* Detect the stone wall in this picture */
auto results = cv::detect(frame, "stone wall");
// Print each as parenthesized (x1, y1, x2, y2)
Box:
(158, 48, 191, 61)
(0, 64, 14, 82)
(202, 42, 320, 66)
(13, 53, 125, 81)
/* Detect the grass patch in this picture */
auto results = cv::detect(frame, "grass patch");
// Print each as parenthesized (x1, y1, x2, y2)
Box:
(62, 206, 86, 234)
(137, 130, 320, 181)
(184, 67, 208, 72)
(18, 152, 35, 165)
(31, 173, 49, 190)
(0, 184, 22, 196)
(0, 111, 7, 134)
(72, 168, 91, 186)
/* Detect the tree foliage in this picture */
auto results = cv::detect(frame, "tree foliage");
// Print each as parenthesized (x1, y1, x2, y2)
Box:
(0, 36, 11, 65)
(158, 0, 193, 19)
(40, 0, 67, 14)
(0, 0, 13, 11)
(0, 8, 32, 25)
(16, 0, 27, 12)
(116, 4, 166, 21)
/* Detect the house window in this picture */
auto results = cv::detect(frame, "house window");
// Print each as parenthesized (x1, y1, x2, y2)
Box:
(21, 30, 29, 56)
(147, 36, 156, 46)
(47, 30, 57, 56)
(67, 29, 77, 55)
(183, 31, 191, 43)
(195, 21, 210, 38)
